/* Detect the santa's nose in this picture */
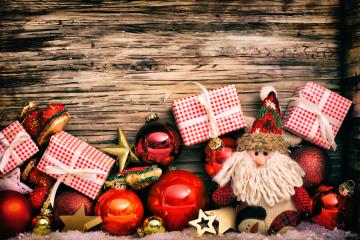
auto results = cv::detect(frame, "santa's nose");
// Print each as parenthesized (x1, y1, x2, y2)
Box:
(247, 150, 272, 167)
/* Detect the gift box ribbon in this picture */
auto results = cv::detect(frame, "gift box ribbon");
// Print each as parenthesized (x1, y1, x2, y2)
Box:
(0, 168, 33, 194)
(44, 140, 107, 206)
(0, 131, 31, 172)
(164, 81, 241, 139)
(289, 89, 341, 150)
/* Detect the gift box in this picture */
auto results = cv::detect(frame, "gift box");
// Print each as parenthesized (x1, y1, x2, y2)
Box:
(37, 131, 115, 201)
(0, 121, 39, 174)
(283, 82, 352, 150)
(172, 84, 246, 146)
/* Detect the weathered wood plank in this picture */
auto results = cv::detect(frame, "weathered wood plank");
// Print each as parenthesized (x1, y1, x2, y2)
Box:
(0, 0, 346, 188)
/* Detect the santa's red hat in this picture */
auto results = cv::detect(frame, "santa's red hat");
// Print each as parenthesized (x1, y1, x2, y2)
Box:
(237, 86, 288, 155)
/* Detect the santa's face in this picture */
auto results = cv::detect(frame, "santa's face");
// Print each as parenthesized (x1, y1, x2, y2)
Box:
(213, 150, 304, 207)
(247, 150, 273, 167)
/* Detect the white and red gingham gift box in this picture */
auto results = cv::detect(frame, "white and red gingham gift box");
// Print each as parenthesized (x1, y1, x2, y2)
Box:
(283, 82, 352, 149)
(37, 131, 115, 200)
(0, 121, 39, 174)
(172, 85, 246, 146)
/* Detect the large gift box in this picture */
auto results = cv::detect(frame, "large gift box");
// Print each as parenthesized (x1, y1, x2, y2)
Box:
(283, 82, 352, 150)
(0, 121, 39, 174)
(172, 84, 246, 146)
(37, 131, 115, 202)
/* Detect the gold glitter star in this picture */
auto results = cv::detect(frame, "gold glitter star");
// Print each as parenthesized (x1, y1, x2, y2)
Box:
(60, 205, 102, 232)
(188, 209, 217, 236)
(101, 128, 140, 172)
(206, 207, 236, 235)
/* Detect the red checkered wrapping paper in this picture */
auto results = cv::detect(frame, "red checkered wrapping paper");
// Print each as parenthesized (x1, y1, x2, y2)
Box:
(37, 131, 115, 200)
(172, 85, 246, 146)
(283, 82, 352, 149)
(0, 121, 39, 174)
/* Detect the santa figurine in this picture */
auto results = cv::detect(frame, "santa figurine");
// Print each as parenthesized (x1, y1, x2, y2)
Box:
(212, 86, 311, 234)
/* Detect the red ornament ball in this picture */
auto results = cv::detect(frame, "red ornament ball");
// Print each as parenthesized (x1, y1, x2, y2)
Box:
(53, 191, 93, 226)
(291, 145, 330, 188)
(0, 190, 32, 238)
(148, 170, 208, 230)
(95, 188, 144, 235)
(204, 137, 236, 177)
(135, 118, 181, 166)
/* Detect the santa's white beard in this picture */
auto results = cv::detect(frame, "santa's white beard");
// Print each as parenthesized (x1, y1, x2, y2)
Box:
(213, 151, 304, 207)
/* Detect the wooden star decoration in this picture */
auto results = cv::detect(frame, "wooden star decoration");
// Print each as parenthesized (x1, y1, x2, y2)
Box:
(188, 209, 217, 236)
(101, 128, 140, 172)
(206, 207, 236, 235)
(60, 205, 103, 232)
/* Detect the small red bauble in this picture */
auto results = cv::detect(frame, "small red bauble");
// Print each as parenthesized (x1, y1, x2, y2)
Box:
(204, 137, 236, 177)
(53, 191, 93, 226)
(95, 188, 144, 235)
(147, 170, 208, 230)
(291, 145, 330, 188)
(135, 114, 181, 166)
(0, 190, 32, 238)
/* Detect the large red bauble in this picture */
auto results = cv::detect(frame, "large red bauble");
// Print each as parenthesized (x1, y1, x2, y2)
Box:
(135, 119, 181, 166)
(147, 170, 208, 230)
(0, 190, 32, 238)
(53, 191, 93, 226)
(95, 189, 144, 235)
(204, 137, 236, 177)
(291, 145, 330, 188)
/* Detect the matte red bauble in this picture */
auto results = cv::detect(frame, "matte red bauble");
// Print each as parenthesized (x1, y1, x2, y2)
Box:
(135, 113, 181, 166)
(95, 188, 144, 235)
(311, 181, 355, 230)
(291, 145, 330, 188)
(147, 170, 208, 230)
(204, 137, 236, 177)
(0, 190, 32, 238)
(53, 191, 93, 226)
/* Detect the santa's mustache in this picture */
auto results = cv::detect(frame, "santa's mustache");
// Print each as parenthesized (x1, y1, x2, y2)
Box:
(213, 151, 304, 207)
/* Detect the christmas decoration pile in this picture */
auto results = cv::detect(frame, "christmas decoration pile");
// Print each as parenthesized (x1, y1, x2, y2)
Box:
(0, 82, 355, 239)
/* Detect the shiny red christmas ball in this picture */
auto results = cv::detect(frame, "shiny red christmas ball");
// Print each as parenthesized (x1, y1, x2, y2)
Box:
(95, 188, 144, 235)
(291, 145, 330, 188)
(135, 117, 181, 166)
(147, 170, 208, 230)
(53, 191, 93, 226)
(204, 137, 236, 177)
(0, 190, 32, 238)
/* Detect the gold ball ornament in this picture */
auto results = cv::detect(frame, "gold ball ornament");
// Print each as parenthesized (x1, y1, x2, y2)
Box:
(31, 214, 52, 235)
(137, 216, 166, 237)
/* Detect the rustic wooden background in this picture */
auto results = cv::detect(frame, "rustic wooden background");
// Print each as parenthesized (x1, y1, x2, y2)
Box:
(0, 0, 356, 189)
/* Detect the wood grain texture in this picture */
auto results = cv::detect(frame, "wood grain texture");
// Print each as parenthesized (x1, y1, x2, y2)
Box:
(0, 0, 347, 189)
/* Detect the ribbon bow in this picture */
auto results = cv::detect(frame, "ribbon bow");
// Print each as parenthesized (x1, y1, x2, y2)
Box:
(0, 168, 33, 194)
(0, 132, 30, 173)
(289, 91, 340, 150)
(44, 142, 107, 206)
(163, 81, 221, 139)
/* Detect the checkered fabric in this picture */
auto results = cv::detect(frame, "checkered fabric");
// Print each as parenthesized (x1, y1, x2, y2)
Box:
(267, 210, 301, 234)
(283, 82, 352, 149)
(291, 187, 312, 214)
(172, 85, 246, 146)
(0, 121, 39, 174)
(211, 183, 236, 207)
(37, 131, 115, 199)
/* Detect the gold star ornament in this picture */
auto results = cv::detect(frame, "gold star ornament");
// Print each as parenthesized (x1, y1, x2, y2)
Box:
(205, 207, 236, 235)
(60, 205, 102, 232)
(101, 128, 140, 172)
(188, 209, 217, 236)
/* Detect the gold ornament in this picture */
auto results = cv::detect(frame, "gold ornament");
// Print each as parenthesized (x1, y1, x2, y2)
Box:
(205, 207, 236, 235)
(59, 204, 102, 232)
(32, 210, 52, 235)
(137, 216, 166, 237)
(188, 209, 217, 236)
(101, 128, 140, 172)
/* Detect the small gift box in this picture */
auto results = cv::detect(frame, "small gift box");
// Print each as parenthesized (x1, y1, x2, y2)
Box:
(172, 84, 246, 146)
(0, 121, 39, 174)
(283, 82, 352, 150)
(37, 131, 115, 205)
